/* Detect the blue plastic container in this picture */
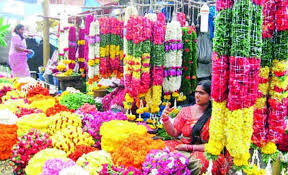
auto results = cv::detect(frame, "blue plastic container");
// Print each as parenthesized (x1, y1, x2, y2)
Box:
(38, 73, 45, 81)
(53, 76, 59, 86)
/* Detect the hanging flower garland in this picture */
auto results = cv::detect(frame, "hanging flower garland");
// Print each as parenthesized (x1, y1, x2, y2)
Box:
(78, 28, 86, 78)
(163, 18, 183, 105)
(181, 26, 198, 96)
(205, 0, 232, 158)
(252, 0, 275, 148)
(67, 26, 77, 76)
(88, 20, 97, 83)
(99, 17, 111, 79)
(148, 13, 166, 114)
(177, 12, 187, 27)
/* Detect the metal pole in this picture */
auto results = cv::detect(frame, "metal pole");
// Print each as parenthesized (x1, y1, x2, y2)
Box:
(43, 0, 50, 67)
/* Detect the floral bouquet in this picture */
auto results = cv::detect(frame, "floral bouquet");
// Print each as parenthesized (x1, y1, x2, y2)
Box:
(82, 111, 127, 148)
(100, 120, 147, 153)
(16, 113, 50, 136)
(11, 129, 52, 174)
(68, 145, 98, 162)
(41, 158, 76, 175)
(76, 150, 112, 175)
(48, 111, 82, 135)
(99, 163, 142, 175)
(111, 133, 165, 169)
(51, 126, 95, 154)
(25, 148, 67, 175)
(142, 150, 190, 175)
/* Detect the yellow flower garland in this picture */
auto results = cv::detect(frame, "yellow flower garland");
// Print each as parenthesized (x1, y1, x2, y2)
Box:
(205, 101, 227, 156)
(100, 120, 147, 153)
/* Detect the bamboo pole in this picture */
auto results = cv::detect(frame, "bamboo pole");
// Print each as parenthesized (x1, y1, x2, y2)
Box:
(43, 0, 50, 67)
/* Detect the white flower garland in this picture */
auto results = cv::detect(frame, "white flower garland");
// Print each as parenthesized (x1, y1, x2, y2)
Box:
(94, 20, 100, 79)
(145, 13, 157, 22)
(174, 21, 183, 92)
(88, 20, 96, 79)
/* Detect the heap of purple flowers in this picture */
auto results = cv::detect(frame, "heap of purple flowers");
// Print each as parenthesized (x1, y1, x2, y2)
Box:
(142, 150, 190, 175)
(41, 158, 75, 175)
(82, 111, 127, 148)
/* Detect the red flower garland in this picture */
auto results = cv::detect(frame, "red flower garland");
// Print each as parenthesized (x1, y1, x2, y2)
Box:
(26, 83, 49, 98)
(68, 145, 98, 162)
(68, 26, 77, 70)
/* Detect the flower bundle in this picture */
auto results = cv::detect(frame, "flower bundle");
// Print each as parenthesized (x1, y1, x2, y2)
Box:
(76, 150, 112, 175)
(111, 133, 165, 169)
(275, 0, 288, 32)
(205, 0, 232, 157)
(68, 145, 98, 162)
(41, 158, 75, 175)
(65, 26, 77, 76)
(78, 28, 86, 78)
(46, 103, 73, 117)
(0, 85, 14, 103)
(2, 99, 30, 113)
(82, 111, 127, 148)
(87, 20, 99, 84)
(142, 149, 190, 175)
(58, 18, 68, 61)
(0, 123, 17, 160)
(59, 92, 95, 110)
(11, 129, 52, 174)
(148, 13, 166, 114)
(163, 18, 183, 104)
(29, 96, 56, 112)
(181, 26, 198, 96)
(2, 90, 26, 102)
(85, 15, 94, 65)
(25, 148, 67, 175)
(16, 113, 49, 136)
(100, 120, 147, 153)
(177, 12, 187, 27)
(109, 17, 124, 79)
(15, 107, 42, 118)
(26, 82, 49, 98)
(75, 103, 98, 117)
(99, 163, 143, 175)
(59, 165, 90, 175)
(51, 126, 95, 154)
(99, 17, 111, 79)
(226, 0, 256, 167)
(48, 111, 81, 135)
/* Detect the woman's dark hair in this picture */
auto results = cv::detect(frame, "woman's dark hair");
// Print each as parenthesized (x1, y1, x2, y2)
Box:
(191, 80, 212, 144)
(14, 24, 24, 40)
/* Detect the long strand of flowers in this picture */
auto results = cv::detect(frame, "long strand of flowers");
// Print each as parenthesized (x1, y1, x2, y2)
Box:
(67, 26, 77, 76)
(149, 13, 166, 114)
(88, 20, 97, 82)
(252, 0, 275, 149)
(205, 0, 233, 158)
(78, 28, 86, 78)
(84, 15, 94, 77)
(266, 0, 288, 154)
(181, 26, 197, 97)
(163, 17, 182, 105)
(99, 17, 111, 79)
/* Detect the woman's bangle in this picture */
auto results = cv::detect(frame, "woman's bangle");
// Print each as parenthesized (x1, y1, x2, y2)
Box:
(186, 145, 194, 152)
(161, 115, 169, 122)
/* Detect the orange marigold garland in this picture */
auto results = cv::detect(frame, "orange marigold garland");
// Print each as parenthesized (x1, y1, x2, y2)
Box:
(0, 123, 17, 160)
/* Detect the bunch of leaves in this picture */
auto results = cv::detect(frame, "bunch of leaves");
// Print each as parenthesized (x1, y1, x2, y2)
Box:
(213, 8, 232, 56)
(273, 30, 288, 61)
(0, 17, 10, 47)
(250, 4, 263, 58)
(230, 0, 252, 57)
(59, 92, 95, 110)
(261, 38, 273, 67)
(156, 128, 174, 140)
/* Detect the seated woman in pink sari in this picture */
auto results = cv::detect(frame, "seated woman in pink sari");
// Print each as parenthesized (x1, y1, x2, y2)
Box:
(162, 80, 232, 175)
(9, 24, 31, 77)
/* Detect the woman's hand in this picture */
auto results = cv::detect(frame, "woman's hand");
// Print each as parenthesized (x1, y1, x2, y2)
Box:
(27, 49, 32, 54)
(175, 144, 194, 152)
(161, 104, 175, 120)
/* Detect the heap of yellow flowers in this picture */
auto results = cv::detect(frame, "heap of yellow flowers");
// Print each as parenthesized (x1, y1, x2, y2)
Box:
(16, 113, 49, 136)
(25, 148, 67, 175)
(2, 90, 26, 102)
(100, 120, 147, 153)
(2, 99, 30, 113)
(48, 111, 82, 135)
(51, 126, 95, 154)
(76, 150, 112, 175)
(29, 96, 56, 113)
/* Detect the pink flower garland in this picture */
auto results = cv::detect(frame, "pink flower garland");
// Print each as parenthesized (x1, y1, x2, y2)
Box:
(216, 0, 234, 11)
(177, 12, 186, 27)
(68, 26, 77, 70)
(85, 15, 94, 63)
(275, 0, 288, 31)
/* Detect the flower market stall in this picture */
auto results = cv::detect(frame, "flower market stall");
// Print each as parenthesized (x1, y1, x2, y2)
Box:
(0, 0, 287, 174)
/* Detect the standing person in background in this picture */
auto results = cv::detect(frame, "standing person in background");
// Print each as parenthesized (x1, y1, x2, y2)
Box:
(9, 24, 32, 77)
